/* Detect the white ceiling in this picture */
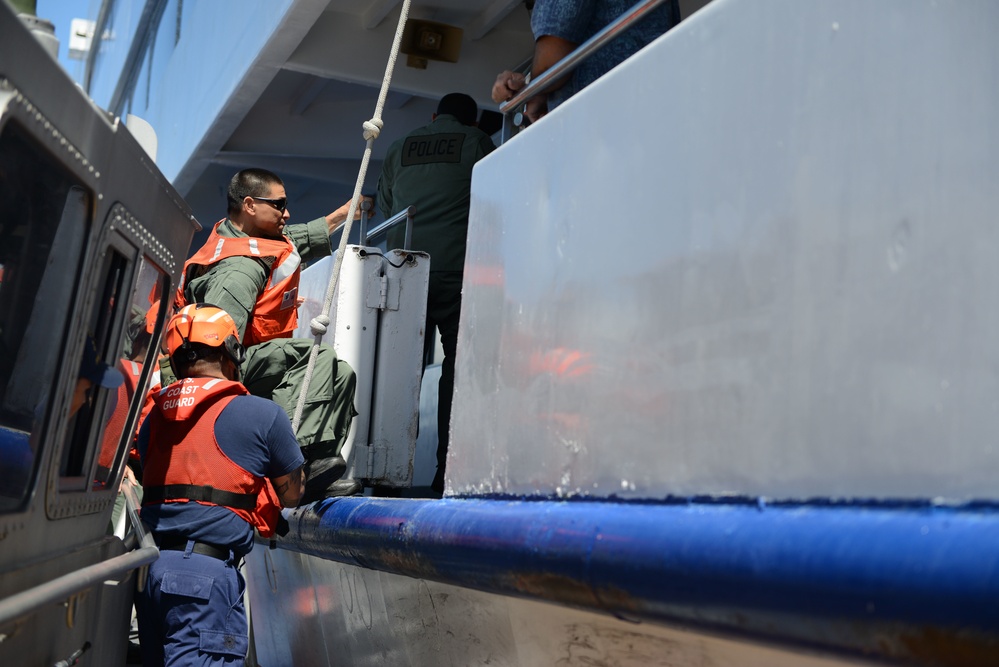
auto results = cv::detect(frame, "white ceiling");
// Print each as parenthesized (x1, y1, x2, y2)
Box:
(184, 0, 709, 244)
(183, 0, 535, 240)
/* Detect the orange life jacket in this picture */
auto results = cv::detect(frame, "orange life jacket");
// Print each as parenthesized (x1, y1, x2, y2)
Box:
(97, 359, 143, 475)
(130, 364, 162, 464)
(142, 377, 283, 538)
(176, 220, 302, 346)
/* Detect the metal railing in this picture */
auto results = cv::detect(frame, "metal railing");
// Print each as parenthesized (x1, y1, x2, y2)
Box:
(499, 0, 670, 139)
(0, 481, 157, 627)
(361, 205, 415, 249)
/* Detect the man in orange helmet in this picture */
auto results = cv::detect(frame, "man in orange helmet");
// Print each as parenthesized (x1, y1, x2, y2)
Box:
(134, 303, 304, 666)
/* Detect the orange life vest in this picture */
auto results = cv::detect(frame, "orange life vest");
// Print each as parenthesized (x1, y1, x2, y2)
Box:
(130, 364, 162, 464)
(177, 220, 302, 346)
(97, 359, 143, 475)
(142, 377, 283, 537)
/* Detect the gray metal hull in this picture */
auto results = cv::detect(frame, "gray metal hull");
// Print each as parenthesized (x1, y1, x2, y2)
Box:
(246, 547, 881, 667)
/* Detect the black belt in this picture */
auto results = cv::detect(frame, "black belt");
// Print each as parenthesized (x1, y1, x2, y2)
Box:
(144, 484, 256, 510)
(156, 536, 237, 563)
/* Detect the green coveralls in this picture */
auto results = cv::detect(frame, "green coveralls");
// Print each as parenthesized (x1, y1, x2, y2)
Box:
(377, 114, 496, 493)
(183, 218, 357, 488)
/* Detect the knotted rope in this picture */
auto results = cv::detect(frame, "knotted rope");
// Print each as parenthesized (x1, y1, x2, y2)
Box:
(292, 0, 413, 433)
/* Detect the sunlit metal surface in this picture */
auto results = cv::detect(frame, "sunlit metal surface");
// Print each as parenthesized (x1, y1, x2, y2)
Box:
(367, 250, 429, 484)
(296, 250, 381, 481)
(295, 247, 429, 486)
(455, 0, 999, 501)
(246, 547, 886, 667)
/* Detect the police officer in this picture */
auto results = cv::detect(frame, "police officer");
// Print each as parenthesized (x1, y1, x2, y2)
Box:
(179, 169, 369, 500)
(377, 93, 496, 495)
(134, 303, 305, 665)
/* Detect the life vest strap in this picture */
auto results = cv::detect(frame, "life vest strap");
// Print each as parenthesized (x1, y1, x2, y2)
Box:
(143, 484, 256, 511)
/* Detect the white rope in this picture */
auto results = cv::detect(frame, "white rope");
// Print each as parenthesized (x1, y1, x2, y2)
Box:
(291, 0, 413, 434)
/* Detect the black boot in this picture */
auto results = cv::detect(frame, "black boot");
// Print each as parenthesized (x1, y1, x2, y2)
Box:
(302, 453, 347, 503)
(301, 474, 362, 502)
(326, 478, 363, 497)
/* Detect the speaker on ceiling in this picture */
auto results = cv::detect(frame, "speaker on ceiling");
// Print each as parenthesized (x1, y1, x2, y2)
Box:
(400, 19, 463, 69)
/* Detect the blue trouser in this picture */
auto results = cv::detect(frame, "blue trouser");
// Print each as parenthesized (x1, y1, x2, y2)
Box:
(135, 543, 247, 666)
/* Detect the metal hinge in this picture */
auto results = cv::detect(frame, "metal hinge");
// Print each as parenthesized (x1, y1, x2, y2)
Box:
(378, 274, 401, 311)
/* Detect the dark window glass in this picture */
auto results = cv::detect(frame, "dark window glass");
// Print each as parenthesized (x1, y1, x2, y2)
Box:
(92, 263, 168, 489)
(0, 121, 90, 512)
(61, 250, 130, 486)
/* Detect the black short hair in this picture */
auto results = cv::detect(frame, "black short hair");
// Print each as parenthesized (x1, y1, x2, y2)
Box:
(227, 168, 284, 217)
(436, 93, 478, 126)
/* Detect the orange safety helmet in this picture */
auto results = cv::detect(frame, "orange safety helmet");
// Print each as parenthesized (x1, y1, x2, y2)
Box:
(165, 303, 246, 367)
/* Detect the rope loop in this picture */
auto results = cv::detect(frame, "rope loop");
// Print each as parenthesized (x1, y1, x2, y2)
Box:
(310, 314, 331, 337)
(362, 118, 384, 141)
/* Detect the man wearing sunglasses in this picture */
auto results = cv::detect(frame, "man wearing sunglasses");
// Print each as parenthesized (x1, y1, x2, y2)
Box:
(177, 168, 370, 501)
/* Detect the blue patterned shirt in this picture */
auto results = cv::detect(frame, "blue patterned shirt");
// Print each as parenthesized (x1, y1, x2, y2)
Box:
(531, 0, 681, 108)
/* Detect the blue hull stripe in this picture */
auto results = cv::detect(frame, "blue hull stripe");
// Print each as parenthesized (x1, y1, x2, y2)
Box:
(279, 498, 999, 663)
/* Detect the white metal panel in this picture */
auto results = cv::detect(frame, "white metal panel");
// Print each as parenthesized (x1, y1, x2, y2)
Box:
(365, 250, 430, 486)
(413, 364, 442, 488)
(296, 248, 381, 473)
(297, 248, 429, 485)
(451, 0, 999, 501)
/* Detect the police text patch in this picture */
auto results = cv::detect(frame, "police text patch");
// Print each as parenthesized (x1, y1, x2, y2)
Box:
(401, 133, 465, 166)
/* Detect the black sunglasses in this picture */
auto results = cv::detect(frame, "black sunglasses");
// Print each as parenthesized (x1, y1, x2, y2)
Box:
(251, 196, 288, 213)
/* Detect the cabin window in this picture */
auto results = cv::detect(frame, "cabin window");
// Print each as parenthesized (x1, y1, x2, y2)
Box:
(0, 121, 90, 513)
(58, 245, 141, 489)
(91, 262, 170, 489)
